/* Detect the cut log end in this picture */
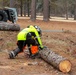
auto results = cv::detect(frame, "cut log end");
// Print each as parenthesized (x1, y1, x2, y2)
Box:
(39, 48, 72, 73)
(59, 60, 72, 73)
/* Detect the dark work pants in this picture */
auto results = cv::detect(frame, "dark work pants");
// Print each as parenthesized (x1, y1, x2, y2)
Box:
(13, 38, 38, 56)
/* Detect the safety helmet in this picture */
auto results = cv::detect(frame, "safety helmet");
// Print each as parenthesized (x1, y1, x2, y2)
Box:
(34, 25, 42, 36)
(27, 25, 42, 36)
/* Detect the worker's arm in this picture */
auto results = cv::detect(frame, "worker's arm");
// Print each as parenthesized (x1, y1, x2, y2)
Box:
(27, 26, 43, 49)
(31, 29, 43, 49)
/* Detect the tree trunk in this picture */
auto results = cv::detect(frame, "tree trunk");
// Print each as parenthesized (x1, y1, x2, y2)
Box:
(74, 1, 76, 20)
(0, 22, 20, 31)
(20, 0, 23, 16)
(65, 0, 68, 20)
(27, 0, 30, 17)
(43, 0, 49, 21)
(39, 47, 71, 73)
(10, 0, 15, 8)
(30, 0, 36, 21)
(24, 0, 27, 17)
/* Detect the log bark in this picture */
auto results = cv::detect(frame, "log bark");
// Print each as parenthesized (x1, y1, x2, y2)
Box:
(0, 22, 20, 31)
(39, 47, 71, 73)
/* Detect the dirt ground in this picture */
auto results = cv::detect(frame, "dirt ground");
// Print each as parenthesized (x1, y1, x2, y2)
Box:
(0, 18, 76, 75)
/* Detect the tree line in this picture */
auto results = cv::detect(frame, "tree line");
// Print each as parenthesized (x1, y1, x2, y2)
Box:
(0, 0, 76, 21)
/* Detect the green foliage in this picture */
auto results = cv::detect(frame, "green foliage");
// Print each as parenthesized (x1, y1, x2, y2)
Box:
(0, 0, 75, 18)
(36, 0, 43, 12)
(0, 0, 9, 7)
(49, 0, 76, 16)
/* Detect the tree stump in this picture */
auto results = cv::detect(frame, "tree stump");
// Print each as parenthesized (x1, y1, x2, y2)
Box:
(0, 21, 20, 31)
(39, 47, 72, 73)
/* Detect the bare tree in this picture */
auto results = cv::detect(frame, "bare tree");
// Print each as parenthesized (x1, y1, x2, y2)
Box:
(20, 0, 23, 16)
(43, 0, 49, 21)
(74, 0, 76, 20)
(24, 0, 27, 17)
(65, 0, 69, 20)
(30, 0, 36, 21)
(27, 0, 30, 17)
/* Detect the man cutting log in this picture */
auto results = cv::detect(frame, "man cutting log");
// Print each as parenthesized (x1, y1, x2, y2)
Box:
(9, 25, 44, 59)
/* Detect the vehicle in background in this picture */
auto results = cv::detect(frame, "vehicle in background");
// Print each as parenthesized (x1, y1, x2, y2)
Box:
(0, 7, 18, 23)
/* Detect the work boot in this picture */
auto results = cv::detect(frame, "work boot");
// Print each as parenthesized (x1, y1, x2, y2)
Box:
(9, 51, 16, 59)
(9, 47, 21, 59)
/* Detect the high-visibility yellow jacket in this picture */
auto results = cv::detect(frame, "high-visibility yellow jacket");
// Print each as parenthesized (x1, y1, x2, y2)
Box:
(17, 25, 43, 48)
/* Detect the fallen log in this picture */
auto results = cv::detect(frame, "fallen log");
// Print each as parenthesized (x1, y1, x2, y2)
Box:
(39, 47, 72, 73)
(0, 21, 20, 31)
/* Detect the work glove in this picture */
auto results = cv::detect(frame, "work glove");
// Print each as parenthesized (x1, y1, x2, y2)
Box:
(39, 47, 44, 50)
(39, 46, 47, 50)
(39, 47, 43, 50)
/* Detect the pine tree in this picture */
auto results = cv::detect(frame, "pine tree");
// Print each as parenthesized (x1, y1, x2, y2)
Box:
(43, 0, 49, 21)
(30, 0, 36, 21)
